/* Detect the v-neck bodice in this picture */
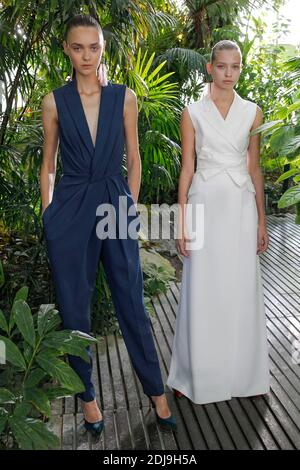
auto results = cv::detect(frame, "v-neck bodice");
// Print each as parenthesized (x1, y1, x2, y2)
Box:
(74, 76, 103, 151)
(42, 78, 133, 241)
(210, 90, 237, 123)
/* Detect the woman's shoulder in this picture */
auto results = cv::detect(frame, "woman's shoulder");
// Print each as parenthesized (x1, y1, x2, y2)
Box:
(186, 99, 200, 108)
(236, 93, 261, 127)
(236, 92, 258, 111)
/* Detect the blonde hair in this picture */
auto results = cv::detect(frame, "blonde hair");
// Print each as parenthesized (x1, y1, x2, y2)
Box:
(211, 40, 242, 63)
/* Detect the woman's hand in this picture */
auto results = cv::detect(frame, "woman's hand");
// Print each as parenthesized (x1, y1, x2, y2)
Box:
(257, 223, 269, 255)
(176, 228, 190, 258)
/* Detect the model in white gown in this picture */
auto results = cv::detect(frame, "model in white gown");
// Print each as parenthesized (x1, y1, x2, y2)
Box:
(167, 84, 270, 404)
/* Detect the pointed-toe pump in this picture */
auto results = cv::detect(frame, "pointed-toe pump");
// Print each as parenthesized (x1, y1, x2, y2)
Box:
(84, 418, 104, 437)
(147, 395, 177, 431)
(173, 389, 185, 399)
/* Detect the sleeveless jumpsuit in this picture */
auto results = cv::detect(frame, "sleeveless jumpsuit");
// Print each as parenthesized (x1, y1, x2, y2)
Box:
(42, 76, 164, 401)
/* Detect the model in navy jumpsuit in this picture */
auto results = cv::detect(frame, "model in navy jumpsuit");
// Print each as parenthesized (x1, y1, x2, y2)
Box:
(42, 76, 165, 402)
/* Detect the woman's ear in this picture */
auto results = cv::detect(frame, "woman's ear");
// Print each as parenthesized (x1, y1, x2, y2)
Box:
(62, 40, 69, 56)
(206, 62, 212, 75)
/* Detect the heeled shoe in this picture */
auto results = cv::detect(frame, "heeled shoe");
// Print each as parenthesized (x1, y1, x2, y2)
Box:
(84, 418, 104, 437)
(81, 399, 104, 437)
(146, 395, 177, 431)
(173, 389, 185, 399)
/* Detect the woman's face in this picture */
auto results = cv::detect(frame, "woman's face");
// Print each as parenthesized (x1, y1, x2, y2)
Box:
(206, 49, 242, 90)
(63, 26, 105, 76)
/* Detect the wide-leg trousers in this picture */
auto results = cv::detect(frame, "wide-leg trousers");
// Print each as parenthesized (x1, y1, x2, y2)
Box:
(45, 191, 165, 402)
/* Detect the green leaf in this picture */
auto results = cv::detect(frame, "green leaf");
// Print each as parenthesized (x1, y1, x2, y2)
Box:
(287, 100, 300, 114)
(0, 260, 4, 288)
(281, 136, 300, 156)
(24, 368, 47, 388)
(14, 300, 36, 348)
(37, 305, 61, 337)
(0, 408, 8, 434)
(250, 120, 283, 136)
(278, 185, 300, 208)
(42, 330, 96, 362)
(36, 350, 85, 393)
(24, 388, 51, 417)
(276, 168, 300, 183)
(0, 336, 27, 370)
(0, 310, 8, 334)
(269, 126, 294, 154)
(44, 387, 73, 400)
(0, 388, 15, 404)
(13, 401, 33, 418)
(8, 416, 60, 450)
(13, 286, 29, 303)
(23, 343, 33, 365)
(8, 287, 28, 334)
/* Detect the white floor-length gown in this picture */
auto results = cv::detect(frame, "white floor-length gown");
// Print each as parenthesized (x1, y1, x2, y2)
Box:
(167, 85, 270, 404)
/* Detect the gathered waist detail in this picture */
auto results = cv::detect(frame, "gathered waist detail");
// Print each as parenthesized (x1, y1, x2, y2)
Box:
(187, 149, 256, 196)
(195, 149, 252, 188)
(61, 171, 123, 185)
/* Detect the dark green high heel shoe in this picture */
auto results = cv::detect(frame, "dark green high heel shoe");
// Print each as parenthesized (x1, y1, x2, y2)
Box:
(84, 418, 104, 437)
(81, 399, 104, 437)
(147, 395, 177, 431)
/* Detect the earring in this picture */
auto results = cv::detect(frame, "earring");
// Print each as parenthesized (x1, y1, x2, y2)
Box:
(97, 60, 108, 86)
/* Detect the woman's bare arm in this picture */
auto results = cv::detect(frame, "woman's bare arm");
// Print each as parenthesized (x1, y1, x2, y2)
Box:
(176, 107, 196, 257)
(247, 105, 269, 254)
(40, 92, 59, 214)
(123, 87, 141, 205)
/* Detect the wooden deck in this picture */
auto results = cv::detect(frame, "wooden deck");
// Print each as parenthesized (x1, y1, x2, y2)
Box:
(49, 213, 300, 450)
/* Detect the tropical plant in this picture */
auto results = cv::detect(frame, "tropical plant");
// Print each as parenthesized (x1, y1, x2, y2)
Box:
(0, 259, 97, 449)
(251, 57, 300, 223)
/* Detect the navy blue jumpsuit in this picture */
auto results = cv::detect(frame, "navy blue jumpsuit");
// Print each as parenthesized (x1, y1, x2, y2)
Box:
(42, 76, 165, 401)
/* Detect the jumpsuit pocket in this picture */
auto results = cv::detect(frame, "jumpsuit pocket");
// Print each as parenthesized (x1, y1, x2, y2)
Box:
(122, 181, 141, 233)
(122, 180, 138, 213)
(41, 199, 54, 224)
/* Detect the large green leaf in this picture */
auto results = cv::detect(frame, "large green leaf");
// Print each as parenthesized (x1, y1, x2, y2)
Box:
(278, 185, 300, 208)
(0, 309, 8, 334)
(0, 260, 4, 288)
(44, 387, 73, 400)
(42, 330, 96, 362)
(24, 368, 47, 388)
(250, 120, 283, 136)
(269, 126, 294, 154)
(280, 136, 300, 156)
(8, 416, 60, 450)
(13, 286, 29, 303)
(37, 304, 61, 337)
(287, 100, 300, 114)
(0, 408, 8, 434)
(0, 388, 15, 404)
(0, 336, 26, 370)
(14, 299, 36, 348)
(24, 388, 51, 417)
(13, 401, 33, 418)
(36, 351, 85, 393)
(9, 287, 28, 333)
(276, 168, 300, 183)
